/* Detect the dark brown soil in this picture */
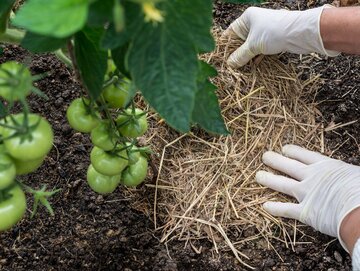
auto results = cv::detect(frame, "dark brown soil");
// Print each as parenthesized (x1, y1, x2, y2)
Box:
(0, 1, 358, 270)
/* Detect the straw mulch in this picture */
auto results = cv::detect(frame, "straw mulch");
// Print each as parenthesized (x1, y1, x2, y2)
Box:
(138, 28, 325, 269)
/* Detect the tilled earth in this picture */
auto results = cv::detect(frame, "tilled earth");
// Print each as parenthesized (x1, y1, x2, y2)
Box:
(0, 1, 358, 270)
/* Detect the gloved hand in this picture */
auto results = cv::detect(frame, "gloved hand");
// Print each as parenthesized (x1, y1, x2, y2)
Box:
(224, 6, 340, 68)
(256, 144, 360, 251)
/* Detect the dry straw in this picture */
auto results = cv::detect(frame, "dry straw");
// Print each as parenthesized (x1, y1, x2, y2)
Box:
(137, 28, 324, 269)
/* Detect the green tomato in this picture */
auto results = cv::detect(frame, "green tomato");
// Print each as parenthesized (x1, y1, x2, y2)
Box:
(116, 108, 148, 138)
(0, 185, 27, 231)
(0, 151, 16, 190)
(0, 61, 32, 101)
(125, 143, 140, 165)
(90, 121, 117, 151)
(121, 156, 148, 187)
(2, 113, 54, 161)
(66, 98, 100, 133)
(87, 164, 121, 194)
(103, 79, 131, 109)
(90, 146, 128, 176)
(13, 156, 45, 175)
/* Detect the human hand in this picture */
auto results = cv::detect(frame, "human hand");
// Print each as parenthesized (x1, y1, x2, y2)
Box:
(223, 6, 339, 68)
(256, 144, 360, 251)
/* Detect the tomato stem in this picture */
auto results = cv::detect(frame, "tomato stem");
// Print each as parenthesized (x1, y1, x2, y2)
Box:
(102, 75, 119, 89)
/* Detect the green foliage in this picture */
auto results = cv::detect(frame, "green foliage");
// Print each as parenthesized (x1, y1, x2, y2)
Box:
(12, 0, 89, 38)
(74, 27, 107, 100)
(5, 0, 229, 135)
(192, 61, 229, 135)
(21, 32, 68, 53)
(0, 0, 15, 33)
(128, 0, 215, 132)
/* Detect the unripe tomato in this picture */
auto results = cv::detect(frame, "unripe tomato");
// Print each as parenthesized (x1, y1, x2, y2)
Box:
(121, 156, 148, 187)
(90, 146, 128, 176)
(116, 108, 148, 138)
(0, 185, 27, 231)
(66, 98, 100, 133)
(87, 164, 121, 194)
(13, 156, 45, 175)
(0, 61, 32, 101)
(125, 143, 140, 165)
(90, 121, 117, 151)
(2, 113, 54, 161)
(102, 78, 131, 109)
(0, 149, 16, 190)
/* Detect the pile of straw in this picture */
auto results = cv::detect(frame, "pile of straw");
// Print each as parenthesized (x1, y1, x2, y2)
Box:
(139, 28, 324, 268)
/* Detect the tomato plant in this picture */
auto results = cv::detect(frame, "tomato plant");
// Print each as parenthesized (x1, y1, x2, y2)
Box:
(116, 108, 148, 138)
(90, 121, 117, 151)
(0, 0, 246, 230)
(0, 185, 27, 231)
(0, 151, 16, 190)
(121, 156, 148, 187)
(2, 113, 54, 161)
(66, 98, 100, 133)
(0, 61, 33, 102)
(13, 156, 45, 175)
(87, 164, 121, 194)
(102, 78, 131, 109)
(90, 146, 128, 176)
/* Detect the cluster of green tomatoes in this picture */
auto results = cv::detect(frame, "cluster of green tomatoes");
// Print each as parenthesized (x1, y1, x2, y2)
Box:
(66, 66, 149, 194)
(0, 61, 55, 231)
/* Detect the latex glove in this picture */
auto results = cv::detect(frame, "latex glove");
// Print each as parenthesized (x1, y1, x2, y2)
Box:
(256, 144, 360, 251)
(224, 6, 340, 68)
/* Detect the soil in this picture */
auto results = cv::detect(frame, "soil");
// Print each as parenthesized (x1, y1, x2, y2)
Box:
(0, 1, 359, 270)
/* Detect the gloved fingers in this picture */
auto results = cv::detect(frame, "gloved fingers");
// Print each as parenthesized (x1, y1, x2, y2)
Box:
(263, 201, 302, 221)
(220, 28, 239, 41)
(262, 151, 306, 180)
(227, 42, 257, 68)
(228, 14, 249, 41)
(256, 170, 304, 201)
(282, 144, 331, 165)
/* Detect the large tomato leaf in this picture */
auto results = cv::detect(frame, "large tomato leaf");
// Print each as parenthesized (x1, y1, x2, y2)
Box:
(101, 2, 142, 50)
(0, 0, 15, 33)
(12, 0, 89, 38)
(128, 0, 214, 132)
(74, 27, 107, 100)
(192, 61, 229, 135)
(87, 0, 114, 27)
(21, 32, 68, 53)
(111, 43, 131, 79)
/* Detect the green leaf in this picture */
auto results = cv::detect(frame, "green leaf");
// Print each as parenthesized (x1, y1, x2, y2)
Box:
(21, 32, 68, 53)
(0, 0, 15, 33)
(101, 2, 142, 49)
(12, 0, 89, 38)
(74, 26, 107, 100)
(111, 43, 131, 79)
(171, 0, 214, 53)
(192, 61, 229, 135)
(87, 0, 114, 27)
(128, 0, 215, 132)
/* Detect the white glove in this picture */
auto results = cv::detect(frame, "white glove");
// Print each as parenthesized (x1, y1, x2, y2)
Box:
(256, 144, 360, 251)
(225, 6, 340, 68)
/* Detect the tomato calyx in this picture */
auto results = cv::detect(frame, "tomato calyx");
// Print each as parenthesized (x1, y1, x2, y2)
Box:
(0, 113, 41, 142)
(22, 183, 61, 218)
